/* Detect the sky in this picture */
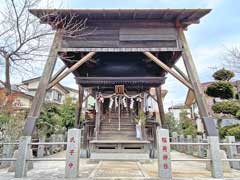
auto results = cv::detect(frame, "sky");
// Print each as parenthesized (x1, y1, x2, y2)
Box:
(1, 0, 240, 109)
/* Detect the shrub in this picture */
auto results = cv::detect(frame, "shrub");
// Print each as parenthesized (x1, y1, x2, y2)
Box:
(212, 101, 240, 116)
(164, 112, 180, 135)
(37, 103, 62, 137)
(206, 81, 234, 99)
(236, 110, 240, 120)
(213, 68, 234, 81)
(219, 124, 240, 140)
(179, 110, 197, 136)
(59, 97, 77, 129)
(37, 97, 77, 137)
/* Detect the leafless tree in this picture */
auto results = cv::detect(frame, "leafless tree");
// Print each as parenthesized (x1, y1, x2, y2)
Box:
(223, 45, 240, 74)
(0, 0, 87, 96)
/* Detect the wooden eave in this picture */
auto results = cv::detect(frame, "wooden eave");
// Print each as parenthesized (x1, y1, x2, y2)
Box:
(185, 89, 195, 107)
(75, 76, 166, 88)
(30, 8, 211, 28)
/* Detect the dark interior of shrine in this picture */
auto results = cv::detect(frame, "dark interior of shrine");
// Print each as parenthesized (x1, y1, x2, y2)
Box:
(60, 51, 181, 92)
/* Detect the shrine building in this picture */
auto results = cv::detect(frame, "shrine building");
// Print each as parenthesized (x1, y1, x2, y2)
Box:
(23, 9, 217, 160)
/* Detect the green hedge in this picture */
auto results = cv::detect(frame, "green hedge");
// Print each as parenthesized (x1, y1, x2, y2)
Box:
(206, 81, 234, 99)
(219, 124, 240, 140)
(212, 101, 240, 117)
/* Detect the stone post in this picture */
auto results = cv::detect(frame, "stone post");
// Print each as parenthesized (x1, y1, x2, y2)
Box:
(15, 136, 31, 178)
(196, 135, 204, 158)
(186, 135, 193, 155)
(65, 129, 81, 178)
(37, 136, 45, 158)
(208, 136, 223, 178)
(172, 132, 178, 150)
(51, 134, 57, 154)
(156, 127, 172, 179)
(59, 134, 65, 151)
(179, 135, 184, 153)
(226, 136, 240, 169)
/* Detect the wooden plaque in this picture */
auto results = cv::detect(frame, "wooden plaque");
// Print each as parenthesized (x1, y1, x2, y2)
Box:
(115, 85, 124, 94)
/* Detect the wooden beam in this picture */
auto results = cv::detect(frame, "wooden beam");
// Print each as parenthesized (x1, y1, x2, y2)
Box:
(95, 95, 101, 139)
(50, 65, 67, 83)
(23, 31, 61, 136)
(88, 59, 97, 64)
(173, 64, 189, 82)
(58, 47, 181, 52)
(178, 28, 218, 136)
(155, 87, 166, 127)
(48, 52, 96, 89)
(75, 85, 84, 129)
(145, 91, 157, 102)
(143, 52, 193, 90)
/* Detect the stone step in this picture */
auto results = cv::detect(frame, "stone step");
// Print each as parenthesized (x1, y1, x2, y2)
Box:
(103, 119, 131, 121)
(101, 124, 135, 127)
(102, 119, 132, 122)
(99, 130, 136, 134)
(98, 132, 136, 136)
(104, 119, 131, 122)
(101, 125, 135, 128)
(97, 137, 137, 140)
(108, 116, 130, 119)
(100, 128, 135, 131)
(101, 127, 135, 130)
(101, 125, 134, 128)
(101, 123, 134, 126)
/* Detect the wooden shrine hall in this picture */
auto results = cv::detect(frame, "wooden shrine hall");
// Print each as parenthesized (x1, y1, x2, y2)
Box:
(24, 9, 218, 160)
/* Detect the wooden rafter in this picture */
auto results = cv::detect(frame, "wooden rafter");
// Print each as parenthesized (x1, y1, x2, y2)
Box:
(143, 52, 193, 90)
(48, 52, 96, 89)
(173, 64, 189, 82)
(50, 65, 67, 83)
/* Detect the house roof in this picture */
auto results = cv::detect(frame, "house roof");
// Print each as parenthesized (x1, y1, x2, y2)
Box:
(0, 86, 33, 99)
(30, 8, 211, 28)
(168, 103, 189, 110)
(22, 76, 71, 93)
(62, 86, 78, 93)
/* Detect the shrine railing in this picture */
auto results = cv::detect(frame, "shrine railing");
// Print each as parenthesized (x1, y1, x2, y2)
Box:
(0, 129, 81, 178)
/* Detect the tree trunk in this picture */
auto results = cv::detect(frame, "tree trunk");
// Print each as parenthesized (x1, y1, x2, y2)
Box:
(5, 56, 11, 95)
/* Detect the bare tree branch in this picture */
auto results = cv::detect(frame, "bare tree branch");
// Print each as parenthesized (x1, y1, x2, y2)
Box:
(0, 0, 87, 95)
(223, 45, 240, 74)
(0, 79, 5, 86)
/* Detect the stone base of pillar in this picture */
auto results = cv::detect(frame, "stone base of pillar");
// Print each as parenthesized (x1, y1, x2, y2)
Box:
(8, 149, 33, 172)
(206, 149, 231, 172)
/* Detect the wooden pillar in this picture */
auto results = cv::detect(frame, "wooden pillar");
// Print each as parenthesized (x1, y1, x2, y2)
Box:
(95, 95, 101, 139)
(118, 96, 121, 131)
(178, 28, 218, 136)
(75, 85, 84, 129)
(23, 31, 61, 136)
(108, 108, 112, 123)
(155, 86, 165, 127)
